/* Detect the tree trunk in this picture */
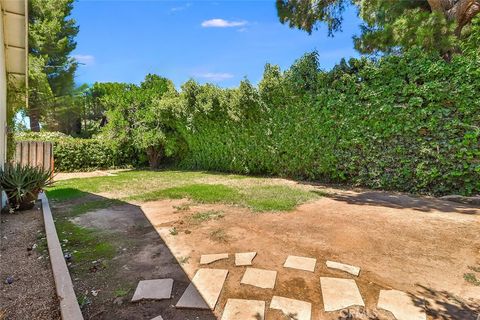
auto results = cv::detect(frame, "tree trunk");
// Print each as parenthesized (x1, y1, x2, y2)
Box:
(28, 106, 41, 132)
(146, 146, 162, 169)
(427, 0, 480, 35)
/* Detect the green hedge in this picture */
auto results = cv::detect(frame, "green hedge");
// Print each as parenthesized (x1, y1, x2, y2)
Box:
(15, 132, 144, 172)
(179, 50, 480, 196)
(17, 50, 480, 195)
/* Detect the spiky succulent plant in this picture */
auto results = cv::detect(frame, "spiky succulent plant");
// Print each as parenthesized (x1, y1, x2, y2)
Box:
(0, 164, 54, 210)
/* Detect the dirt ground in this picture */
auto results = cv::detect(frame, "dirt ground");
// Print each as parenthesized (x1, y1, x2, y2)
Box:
(66, 187, 480, 320)
(0, 204, 60, 320)
(54, 169, 129, 181)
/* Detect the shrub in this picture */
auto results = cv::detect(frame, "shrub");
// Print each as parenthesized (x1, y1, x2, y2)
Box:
(15, 132, 144, 172)
(0, 164, 53, 210)
(177, 49, 480, 196)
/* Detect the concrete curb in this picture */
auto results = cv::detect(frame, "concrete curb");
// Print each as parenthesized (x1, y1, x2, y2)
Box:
(40, 193, 84, 320)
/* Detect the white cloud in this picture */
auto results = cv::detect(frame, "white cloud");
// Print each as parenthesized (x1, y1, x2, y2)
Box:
(201, 19, 247, 28)
(170, 3, 191, 12)
(194, 72, 234, 81)
(73, 54, 95, 66)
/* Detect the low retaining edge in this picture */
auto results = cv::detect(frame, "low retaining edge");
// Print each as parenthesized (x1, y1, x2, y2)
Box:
(40, 193, 84, 320)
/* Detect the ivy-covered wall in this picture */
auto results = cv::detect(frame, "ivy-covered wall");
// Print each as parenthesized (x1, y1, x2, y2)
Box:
(179, 51, 480, 196)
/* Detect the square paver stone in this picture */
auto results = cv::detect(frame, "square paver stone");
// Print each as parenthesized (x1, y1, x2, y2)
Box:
(200, 253, 229, 265)
(151, 317, 164, 320)
(270, 296, 312, 320)
(221, 299, 265, 320)
(378, 290, 426, 320)
(241, 268, 277, 289)
(235, 252, 256, 266)
(176, 268, 228, 310)
(326, 261, 360, 276)
(320, 277, 364, 312)
(284, 255, 316, 272)
(131, 279, 173, 302)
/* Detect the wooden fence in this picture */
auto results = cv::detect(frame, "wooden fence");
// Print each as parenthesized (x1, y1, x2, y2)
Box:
(14, 141, 54, 172)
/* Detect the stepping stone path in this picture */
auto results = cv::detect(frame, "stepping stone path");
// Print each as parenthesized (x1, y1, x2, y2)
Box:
(131, 279, 173, 302)
(221, 299, 265, 320)
(132, 253, 424, 318)
(326, 260, 360, 276)
(235, 252, 256, 266)
(200, 253, 228, 265)
(270, 296, 312, 320)
(176, 268, 228, 309)
(284, 255, 317, 272)
(241, 267, 277, 289)
(378, 290, 427, 320)
(320, 277, 364, 312)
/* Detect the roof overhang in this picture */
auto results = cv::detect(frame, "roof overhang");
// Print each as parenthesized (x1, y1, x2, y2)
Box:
(2, 0, 27, 85)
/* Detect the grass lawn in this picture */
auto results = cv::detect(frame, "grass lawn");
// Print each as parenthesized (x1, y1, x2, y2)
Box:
(47, 169, 323, 317)
(48, 169, 320, 212)
(47, 169, 320, 275)
(45, 169, 480, 319)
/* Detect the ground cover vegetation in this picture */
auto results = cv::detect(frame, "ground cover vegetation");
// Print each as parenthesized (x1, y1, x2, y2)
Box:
(47, 170, 319, 212)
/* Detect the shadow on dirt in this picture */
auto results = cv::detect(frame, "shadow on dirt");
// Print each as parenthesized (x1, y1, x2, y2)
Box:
(313, 190, 479, 214)
(412, 285, 480, 320)
(48, 190, 216, 320)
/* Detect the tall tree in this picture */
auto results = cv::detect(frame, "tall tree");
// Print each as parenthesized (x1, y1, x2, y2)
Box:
(28, 0, 79, 131)
(103, 75, 180, 168)
(276, 0, 480, 58)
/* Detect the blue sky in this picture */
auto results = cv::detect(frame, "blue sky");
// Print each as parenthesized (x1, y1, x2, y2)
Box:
(72, 0, 363, 88)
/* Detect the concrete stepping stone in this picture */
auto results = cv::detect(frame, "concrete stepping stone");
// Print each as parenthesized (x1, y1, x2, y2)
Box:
(378, 290, 426, 320)
(270, 296, 312, 320)
(176, 268, 228, 309)
(320, 277, 364, 312)
(284, 255, 316, 272)
(326, 261, 360, 276)
(235, 252, 256, 266)
(241, 267, 277, 289)
(221, 299, 265, 320)
(200, 253, 228, 265)
(131, 279, 173, 302)
(151, 317, 164, 320)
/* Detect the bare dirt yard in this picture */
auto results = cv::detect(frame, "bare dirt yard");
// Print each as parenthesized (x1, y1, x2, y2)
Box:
(49, 170, 480, 320)
(0, 204, 60, 320)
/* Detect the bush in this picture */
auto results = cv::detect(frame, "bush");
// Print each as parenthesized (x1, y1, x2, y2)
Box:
(0, 164, 53, 210)
(15, 132, 144, 172)
(178, 49, 480, 196)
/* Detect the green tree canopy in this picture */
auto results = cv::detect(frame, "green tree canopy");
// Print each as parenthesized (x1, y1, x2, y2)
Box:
(276, 0, 480, 58)
(103, 75, 180, 168)
(28, 0, 79, 131)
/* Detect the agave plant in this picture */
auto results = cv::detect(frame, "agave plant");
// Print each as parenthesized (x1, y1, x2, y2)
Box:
(0, 164, 54, 211)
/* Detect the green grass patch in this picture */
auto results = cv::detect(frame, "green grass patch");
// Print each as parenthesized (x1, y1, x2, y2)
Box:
(48, 170, 207, 202)
(464, 273, 480, 286)
(56, 219, 115, 269)
(49, 169, 320, 212)
(190, 210, 224, 223)
(128, 184, 241, 203)
(113, 288, 130, 298)
(243, 185, 316, 211)
(47, 187, 88, 202)
(173, 203, 191, 211)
